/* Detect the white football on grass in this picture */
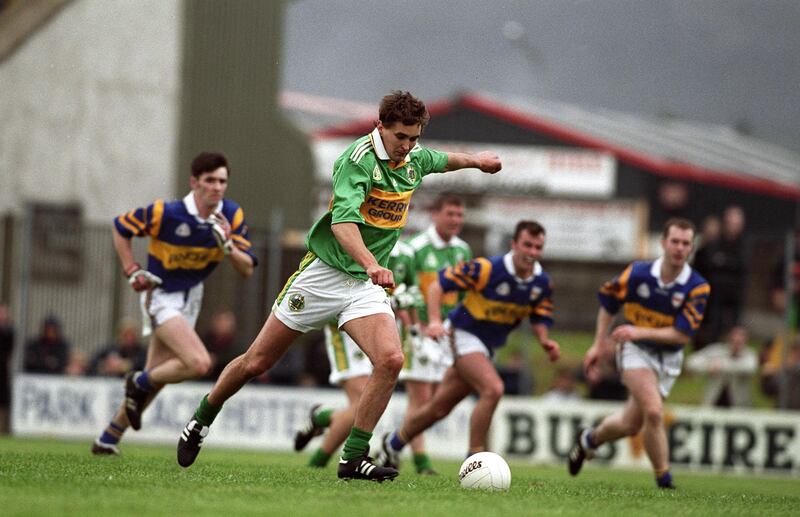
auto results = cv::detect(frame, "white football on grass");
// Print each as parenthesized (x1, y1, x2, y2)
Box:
(458, 452, 511, 491)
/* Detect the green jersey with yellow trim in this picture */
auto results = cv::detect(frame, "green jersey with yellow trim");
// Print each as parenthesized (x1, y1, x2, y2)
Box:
(306, 129, 448, 279)
(387, 240, 416, 287)
(407, 225, 472, 322)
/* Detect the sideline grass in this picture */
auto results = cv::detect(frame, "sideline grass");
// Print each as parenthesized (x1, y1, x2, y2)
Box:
(0, 437, 797, 516)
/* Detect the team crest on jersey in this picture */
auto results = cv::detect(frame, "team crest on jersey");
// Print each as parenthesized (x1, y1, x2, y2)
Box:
(425, 252, 438, 269)
(406, 165, 416, 182)
(496, 282, 511, 296)
(175, 223, 191, 237)
(637, 283, 650, 299)
(288, 293, 305, 312)
(372, 165, 383, 182)
(530, 286, 542, 300)
(671, 291, 685, 308)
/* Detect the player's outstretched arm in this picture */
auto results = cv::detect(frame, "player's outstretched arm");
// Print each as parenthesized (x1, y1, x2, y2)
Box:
(424, 281, 448, 338)
(611, 324, 690, 347)
(584, 307, 616, 374)
(443, 151, 501, 173)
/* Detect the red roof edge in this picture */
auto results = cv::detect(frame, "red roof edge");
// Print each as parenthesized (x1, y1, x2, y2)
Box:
(461, 93, 800, 201)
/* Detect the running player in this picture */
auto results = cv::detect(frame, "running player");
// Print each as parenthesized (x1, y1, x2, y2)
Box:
(567, 218, 709, 489)
(176, 91, 501, 482)
(92, 151, 257, 455)
(378, 220, 560, 468)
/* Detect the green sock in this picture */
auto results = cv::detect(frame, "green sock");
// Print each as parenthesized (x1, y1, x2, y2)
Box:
(308, 448, 332, 468)
(313, 408, 333, 428)
(194, 394, 222, 427)
(341, 427, 372, 460)
(413, 452, 433, 472)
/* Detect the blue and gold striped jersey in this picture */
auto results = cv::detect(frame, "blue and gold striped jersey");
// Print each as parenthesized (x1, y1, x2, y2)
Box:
(114, 193, 258, 292)
(440, 253, 554, 351)
(598, 258, 709, 351)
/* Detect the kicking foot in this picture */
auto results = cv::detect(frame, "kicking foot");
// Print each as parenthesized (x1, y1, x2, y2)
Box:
(177, 419, 209, 468)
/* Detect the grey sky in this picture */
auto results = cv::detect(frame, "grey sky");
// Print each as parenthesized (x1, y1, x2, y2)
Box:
(281, 0, 800, 154)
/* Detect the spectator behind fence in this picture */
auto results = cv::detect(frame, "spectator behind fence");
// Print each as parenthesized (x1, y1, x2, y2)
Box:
(0, 304, 14, 434)
(693, 206, 748, 347)
(23, 315, 71, 374)
(541, 366, 581, 403)
(685, 325, 758, 407)
(769, 227, 800, 331)
(202, 310, 240, 381)
(89, 318, 146, 377)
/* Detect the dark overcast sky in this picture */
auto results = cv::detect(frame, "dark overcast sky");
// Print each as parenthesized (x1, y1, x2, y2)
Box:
(281, 0, 800, 154)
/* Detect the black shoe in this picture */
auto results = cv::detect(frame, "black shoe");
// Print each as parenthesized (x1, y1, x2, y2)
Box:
(375, 432, 401, 470)
(91, 439, 120, 456)
(567, 428, 595, 476)
(656, 472, 676, 489)
(177, 419, 209, 468)
(294, 404, 324, 452)
(124, 371, 148, 431)
(337, 455, 399, 482)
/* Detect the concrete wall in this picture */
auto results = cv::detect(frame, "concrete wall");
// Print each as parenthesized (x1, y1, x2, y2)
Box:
(0, 0, 183, 223)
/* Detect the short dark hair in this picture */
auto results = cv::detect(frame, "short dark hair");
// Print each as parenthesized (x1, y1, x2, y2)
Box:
(379, 91, 430, 128)
(191, 152, 228, 178)
(430, 193, 465, 212)
(662, 217, 696, 239)
(513, 220, 545, 241)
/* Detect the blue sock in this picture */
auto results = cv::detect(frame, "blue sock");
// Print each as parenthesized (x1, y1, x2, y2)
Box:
(389, 431, 406, 452)
(135, 370, 153, 392)
(99, 430, 119, 445)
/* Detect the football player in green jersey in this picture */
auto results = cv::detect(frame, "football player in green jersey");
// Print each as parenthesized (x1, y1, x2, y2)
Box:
(178, 91, 501, 481)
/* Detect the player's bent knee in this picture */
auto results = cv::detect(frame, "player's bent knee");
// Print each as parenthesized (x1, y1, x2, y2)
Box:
(375, 349, 404, 375)
(188, 353, 213, 378)
(643, 407, 663, 426)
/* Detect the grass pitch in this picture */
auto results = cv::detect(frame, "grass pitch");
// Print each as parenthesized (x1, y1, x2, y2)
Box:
(0, 437, 797, 516)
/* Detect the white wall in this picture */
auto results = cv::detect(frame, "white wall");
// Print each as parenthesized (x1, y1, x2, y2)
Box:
(0, 0, 184, 223)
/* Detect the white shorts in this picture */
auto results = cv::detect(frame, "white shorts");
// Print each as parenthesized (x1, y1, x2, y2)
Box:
(324, 323, 373, 385)
(272, 254, 394, 332)
(140, 283, 203, 337)
(399, 332, 450, 383)
(451, 325, 491, 359)
(617, 342, 683, 398)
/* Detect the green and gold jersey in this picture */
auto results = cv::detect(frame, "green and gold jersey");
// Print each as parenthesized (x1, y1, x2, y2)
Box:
(306, 129, 449, 279)
(387, 240, 416, 287)
(407, 225, 472, 322)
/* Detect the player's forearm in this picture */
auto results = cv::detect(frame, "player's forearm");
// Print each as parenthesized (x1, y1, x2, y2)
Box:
(444, 152, 480, 171)
(426, 281, 445, 324)
(228, 248, 254, 278)
(331, 222, 379, 270)
(531, 323, 549, 344)
(112, 227, 137, 272)
(594, 307, 615, 347)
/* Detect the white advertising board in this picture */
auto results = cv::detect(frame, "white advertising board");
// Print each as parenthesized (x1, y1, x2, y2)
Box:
(13, 375, 800, 477)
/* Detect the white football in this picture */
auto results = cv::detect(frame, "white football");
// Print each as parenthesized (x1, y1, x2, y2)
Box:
(458, 452, 511, 491)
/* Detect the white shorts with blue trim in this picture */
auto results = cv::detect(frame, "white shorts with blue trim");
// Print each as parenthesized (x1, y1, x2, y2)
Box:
(617, 341, 683, 397)
(140, 283, 203, 337)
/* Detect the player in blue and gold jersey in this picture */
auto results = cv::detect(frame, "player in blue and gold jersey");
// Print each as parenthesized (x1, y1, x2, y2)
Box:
(378, 221, 560, 468)
(568, 218, 709, 489)
(91, 151, 257, 455)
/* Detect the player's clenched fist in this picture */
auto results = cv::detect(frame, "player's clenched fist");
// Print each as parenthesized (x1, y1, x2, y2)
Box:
(365, 264, 394, 288)
(209, 212, 234, 255)
(476, 151, 502, 174)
